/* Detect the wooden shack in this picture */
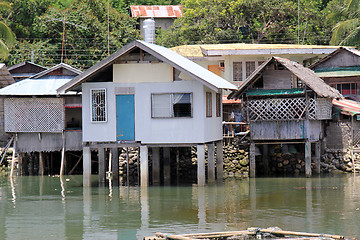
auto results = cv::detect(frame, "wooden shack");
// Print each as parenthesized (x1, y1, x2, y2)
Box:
(229, 57, 342, 177)
(0, 63, 82, 175)
(57, 40, 237, 187)
(310, 47, 360, 152)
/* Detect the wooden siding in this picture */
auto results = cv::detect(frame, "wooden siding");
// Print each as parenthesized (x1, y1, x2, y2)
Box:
(262, 69, 292, 89)
(313, 50, 360, 70)
(16, 131, 82, 153)
(250, 120, 322, 141)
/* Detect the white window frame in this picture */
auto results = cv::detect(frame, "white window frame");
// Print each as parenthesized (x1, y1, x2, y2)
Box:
(90, 88, 107, 123)
(151, 93, 193, 118)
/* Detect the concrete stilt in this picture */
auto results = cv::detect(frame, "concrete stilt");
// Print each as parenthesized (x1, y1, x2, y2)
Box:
(140, 146, 149, 187)
(262, 145, 269, 176)
(111, 148, 119, 186)
(152, 147, 160, 185)
(98, 147, 106, 186)
(305, 140, 312, 178)
(315, 142, 321, 174)
(250, 142, 256, 178)
(216, 141, 223, 180)
(207, 143, 215, 183)
(163, 147, 171, 185)
(39, 152, 44, 176)
(83, 146, 91, 187)
(197, 144, 205, 186)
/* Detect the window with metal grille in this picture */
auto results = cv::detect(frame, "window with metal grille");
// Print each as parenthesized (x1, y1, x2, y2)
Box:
(246, 61, 255, 78)
(206, 92, 212, 117)
(233, 62, 242, 81)
(152, 93, 192, 118)
(216, 93, 221, 117)
(91, 89, 107, 122)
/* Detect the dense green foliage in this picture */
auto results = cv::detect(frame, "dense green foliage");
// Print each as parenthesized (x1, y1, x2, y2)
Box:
(0, 0, 359, 68)
(0, 1, 15, 59)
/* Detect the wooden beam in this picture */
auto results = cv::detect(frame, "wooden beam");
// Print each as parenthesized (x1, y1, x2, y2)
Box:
(305, 141, 311, 177)
(98, 148, 106, 186)
(315, 142, 321, 174)
(111, 148, 119, 186)
(250, 142, 256, 178)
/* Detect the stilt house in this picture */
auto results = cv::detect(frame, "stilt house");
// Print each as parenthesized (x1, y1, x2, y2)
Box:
(0, 63, 82, 175)
(229, 57, 342, 177)
(310, 47, 360, 152)
(57, 40, 237, 187)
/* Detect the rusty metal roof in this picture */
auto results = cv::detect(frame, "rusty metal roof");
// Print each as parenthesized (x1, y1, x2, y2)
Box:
(130, 5, 182, 18)
(171, 44, 343, 58)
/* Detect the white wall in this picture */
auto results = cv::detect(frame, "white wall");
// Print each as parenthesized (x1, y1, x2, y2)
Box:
(82, 80, 223, 144)
(113, 63, 172, 83)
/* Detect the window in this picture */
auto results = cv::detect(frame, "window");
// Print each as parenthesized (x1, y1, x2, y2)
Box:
(152, 93, 192, 118)
(216, 93, 221, 117)
(91, 89, 107, 122)
(206, 92, 212, 117)
(336, 83, 359, 95)
(246, 61, 255, 78)
(233, 62, 242, 81)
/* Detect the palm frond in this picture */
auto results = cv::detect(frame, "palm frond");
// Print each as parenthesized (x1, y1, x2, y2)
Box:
(330, 18, 360, 45)
(0, 1, 11, 10)
(0, 39, 9, 60)
(340, 25, 360, 45)
(0, 21, 15, 45)
(347, 0, 360, 13)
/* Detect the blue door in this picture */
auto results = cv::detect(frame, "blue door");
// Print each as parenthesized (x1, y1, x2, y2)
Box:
(116, 95, 135, 140)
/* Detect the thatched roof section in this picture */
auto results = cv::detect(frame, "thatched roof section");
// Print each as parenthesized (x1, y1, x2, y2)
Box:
(229, 57, 342, 99)
(0, 64, 15, 88)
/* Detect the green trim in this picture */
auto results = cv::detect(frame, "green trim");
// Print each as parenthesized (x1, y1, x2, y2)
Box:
(246, 88, 304, 96)
(314, 66, 360, 77)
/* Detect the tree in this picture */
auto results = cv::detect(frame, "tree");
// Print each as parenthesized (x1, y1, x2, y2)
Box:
(32, 0, 140, 69)
(0, 1, 15, 59)
(112, 0, 181, 13)
(328, 0, 360, 46)
(156, 0, 329, 48)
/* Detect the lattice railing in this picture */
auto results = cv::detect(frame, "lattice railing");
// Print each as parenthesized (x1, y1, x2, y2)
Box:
(353, 130, 360, 149)
(247, 97, 316, 121)
(5, 98, 64, 133)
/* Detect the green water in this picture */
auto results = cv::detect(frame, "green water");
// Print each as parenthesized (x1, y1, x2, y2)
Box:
(0, 174, 359, 240)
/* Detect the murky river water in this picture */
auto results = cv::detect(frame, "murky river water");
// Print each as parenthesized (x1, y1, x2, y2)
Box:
(0, 174, 359, 239)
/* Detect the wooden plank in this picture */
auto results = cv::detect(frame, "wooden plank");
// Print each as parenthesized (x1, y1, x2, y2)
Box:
(305, 141, 311, 178)
(250, 143, 256, 178)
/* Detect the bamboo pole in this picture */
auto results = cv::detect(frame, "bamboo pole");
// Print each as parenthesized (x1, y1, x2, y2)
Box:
(248, 228, 345, 240)
(0, 136, 14, 165)
(10, 138, 16, 177)
(155, 233, 193, 240)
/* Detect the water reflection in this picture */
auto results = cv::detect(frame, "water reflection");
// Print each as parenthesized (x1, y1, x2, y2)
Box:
(0, 175, 359, 239)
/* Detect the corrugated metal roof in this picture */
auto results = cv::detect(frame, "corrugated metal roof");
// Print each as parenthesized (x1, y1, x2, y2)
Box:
(130, 5, 182, 18)
(314, 66, 360, 78)
(171, 44, 343, 58)
(0, 78, 77, 96)
(332, 99, 360, 116)
(57, 40, 237, 93)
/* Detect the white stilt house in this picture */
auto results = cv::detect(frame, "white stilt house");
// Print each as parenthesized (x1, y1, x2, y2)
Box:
(57, 40, 236, 187)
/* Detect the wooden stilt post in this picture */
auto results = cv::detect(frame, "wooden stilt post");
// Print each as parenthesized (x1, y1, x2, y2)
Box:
(152, 147, 160, 185)
(60, 133, 66, 176)
(83, 146, 91, 187)
(10, 138, 16, 178)
(126, 147, 130, 186)
(39, 152, 44, 176)
(163, 147, 171, 185)
(262, 145, 269, 176)
(250, 142, 256, 178)
(140, 145, 149, 187)
(197, 144, 205, 186)
(216, 140, 223, 181)
(21, 153, 28, 176)
(207, 143, 215, 183)
(29, 153, 34, 176)
(176, 148, 180, 184)
(98, 147, 106, 186)
(315, 142, 321, 174)
(111, 148, 119, 186)
(305, 140, 312, 178)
